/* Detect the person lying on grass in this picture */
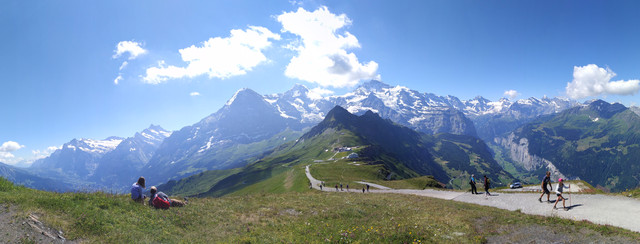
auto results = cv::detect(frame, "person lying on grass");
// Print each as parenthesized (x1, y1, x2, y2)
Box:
(148, 186, 188, 209)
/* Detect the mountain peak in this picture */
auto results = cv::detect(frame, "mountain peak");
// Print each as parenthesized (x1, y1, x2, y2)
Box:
(147, 124, 165, 131)
(283, 84, 310, 98)
(362, 110, 381, 119)
(324, 105, 354, 122)
(225, 88, 265, 107)
(587, 99, 627, 118)
(358, 80, 391, 92)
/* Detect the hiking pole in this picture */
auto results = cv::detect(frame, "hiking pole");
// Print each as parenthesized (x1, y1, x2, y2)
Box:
(569, 184, 572, 208)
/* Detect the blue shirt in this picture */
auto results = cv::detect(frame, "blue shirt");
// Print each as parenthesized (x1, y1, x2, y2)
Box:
(131, 182, 143, 200)
(148, 193, 156, 206)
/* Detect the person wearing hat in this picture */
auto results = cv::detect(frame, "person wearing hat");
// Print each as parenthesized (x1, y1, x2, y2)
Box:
(553, 178, 570, 210)
(469, 174, 478, 194)
(131, 176, 146, 204)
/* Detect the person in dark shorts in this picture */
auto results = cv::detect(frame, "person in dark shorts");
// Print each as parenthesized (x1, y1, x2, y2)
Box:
(538, 171, 553, 202)
(469, 174, 478, 194)
(553, 178, 570, 210)
(483, 175, 491, 196)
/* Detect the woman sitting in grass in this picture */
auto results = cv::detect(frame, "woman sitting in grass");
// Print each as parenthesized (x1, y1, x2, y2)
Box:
(130, 176, 146, 204)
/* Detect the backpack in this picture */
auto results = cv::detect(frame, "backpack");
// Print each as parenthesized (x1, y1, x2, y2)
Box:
(152, 195, 171, 209)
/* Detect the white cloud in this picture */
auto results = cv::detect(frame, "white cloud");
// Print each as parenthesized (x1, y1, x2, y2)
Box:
(0, 152, 15, 160)
(566, 64, 640, 99)
(277, 6, 379, 88)
(114, 74, 123, 85)
(0, 141, 24, 152)
(0, 141, 24, 165)
(143, 26, 281, 84)
(31, 146, 61, 161)
(307, 87, 334, 100)
(119, 61, 129, 71)
(503, 90, 519, 99)
(113, 41, 147, 60)
(190, 92, 201, 96)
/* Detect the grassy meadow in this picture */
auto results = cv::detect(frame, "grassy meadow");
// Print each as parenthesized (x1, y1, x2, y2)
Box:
(2, 177, 639, 243)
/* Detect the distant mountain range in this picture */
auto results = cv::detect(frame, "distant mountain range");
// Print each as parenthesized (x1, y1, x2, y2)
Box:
(0, 162, 73, 192)
(9, 80, 636, 193)
(159, 106, 515, 197)
(25, 125, 171, 192)
(498, 100, 640, 191)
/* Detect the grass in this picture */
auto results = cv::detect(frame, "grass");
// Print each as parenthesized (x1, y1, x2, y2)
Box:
(1, 177, 639, 243)
(622, 188, 640, 199)
(310, 160, 437, 190)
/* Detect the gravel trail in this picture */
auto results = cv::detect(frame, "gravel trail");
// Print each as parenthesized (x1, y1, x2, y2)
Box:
(305, 164, 640, 233)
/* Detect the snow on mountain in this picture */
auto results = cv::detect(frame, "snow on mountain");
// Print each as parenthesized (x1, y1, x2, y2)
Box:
(50, 137, 124, 157)
(267, 81, 476, 136)
(263, 80, 580, 140)
(29, 125, 172, 192)
(90, 125, 172, 191)
(143, 88, 306, 186)
(135, 124, 172, 146)
(30, 136, 124, 180)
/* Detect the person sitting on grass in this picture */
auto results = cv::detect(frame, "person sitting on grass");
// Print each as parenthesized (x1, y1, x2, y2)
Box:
(130, 176, 146, 204)
(148, 186, 187, 209)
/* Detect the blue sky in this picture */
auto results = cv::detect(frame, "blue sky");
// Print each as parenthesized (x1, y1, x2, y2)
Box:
(2, 0, 640, 165)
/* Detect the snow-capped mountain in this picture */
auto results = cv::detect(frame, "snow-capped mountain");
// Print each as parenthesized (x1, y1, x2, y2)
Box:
(28, 125, 171, 192)
(31, 137, 124, 179)
(90, 125, 172, 190)
(464, 96, 579, 141)
(265, 80, 578, 142)
(143, 88, 306, 186)
(266, 80, 478, 136)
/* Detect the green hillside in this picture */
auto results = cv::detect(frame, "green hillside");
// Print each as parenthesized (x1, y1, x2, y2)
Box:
(160, 106, 514, 197)
(516, 100, 640, 192)
(1, 177, 639, 243)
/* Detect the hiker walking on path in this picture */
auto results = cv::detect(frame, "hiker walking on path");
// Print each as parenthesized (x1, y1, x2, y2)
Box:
(346, 184, 349, 192)
(340, 183, 343, 191)
(335, 184, 339, 192)
(483, 175, 491, 196)
(553, 178, 571, 210)
(366, 184, 370, 192)
(469, 174, 478, 194)
(538, 171, 553, 203)
(131, 176, 146, 204)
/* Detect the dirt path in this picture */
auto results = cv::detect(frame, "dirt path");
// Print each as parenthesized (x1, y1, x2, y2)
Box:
(355, 181, 391, 190)
(305, 164, 640, 233)
(0, 204, 71, 243)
